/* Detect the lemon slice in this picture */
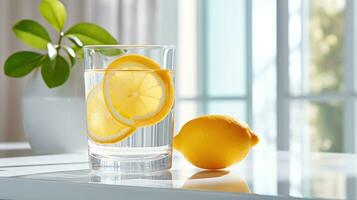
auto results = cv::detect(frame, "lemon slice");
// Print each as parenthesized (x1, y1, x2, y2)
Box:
(103, 54, 175, 127)
(86, 84, 136, 144)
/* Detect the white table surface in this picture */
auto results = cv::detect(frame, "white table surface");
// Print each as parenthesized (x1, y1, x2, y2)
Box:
(0, 142, 356, 200)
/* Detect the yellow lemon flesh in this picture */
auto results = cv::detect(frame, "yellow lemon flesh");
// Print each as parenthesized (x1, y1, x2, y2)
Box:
(86, 84, 136, 144)
(103, 54, 175, 127)
(174, 115, 259, 169)
(183, 170, 250, 193)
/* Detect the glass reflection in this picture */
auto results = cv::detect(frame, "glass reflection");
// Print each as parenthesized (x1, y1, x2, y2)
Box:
(89, 169, 250, 193)
(90, 170, 173, 188)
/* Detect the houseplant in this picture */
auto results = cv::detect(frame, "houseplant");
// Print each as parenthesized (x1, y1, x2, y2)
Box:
(3, 0, 121, 153)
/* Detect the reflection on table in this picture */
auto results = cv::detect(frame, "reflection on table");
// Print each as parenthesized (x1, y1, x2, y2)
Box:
(0, 144, 356, 200)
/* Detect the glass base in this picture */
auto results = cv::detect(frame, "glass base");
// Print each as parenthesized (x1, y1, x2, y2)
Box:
(89, 141, 172, 173)
(89, 170, 173, 188)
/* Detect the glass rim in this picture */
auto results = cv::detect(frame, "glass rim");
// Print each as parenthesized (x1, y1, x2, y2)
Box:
(83, 44, 175, 49)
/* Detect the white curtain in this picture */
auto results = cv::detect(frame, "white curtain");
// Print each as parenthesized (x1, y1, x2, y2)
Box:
(0, 0, 175, 141)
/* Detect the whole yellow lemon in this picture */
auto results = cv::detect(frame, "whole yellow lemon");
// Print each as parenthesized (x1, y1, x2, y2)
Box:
(174, 115, 259, 169)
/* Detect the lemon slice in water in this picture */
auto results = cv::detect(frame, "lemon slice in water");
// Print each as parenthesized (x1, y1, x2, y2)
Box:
(103, 54, 175, 127)
(86, 84, 136, 144)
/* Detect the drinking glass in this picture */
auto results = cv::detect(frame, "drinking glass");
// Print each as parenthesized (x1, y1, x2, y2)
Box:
(84, 45, 175, 173)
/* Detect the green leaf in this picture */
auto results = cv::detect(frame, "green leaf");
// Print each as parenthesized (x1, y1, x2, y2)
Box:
(41, 55, 70, 88)
(63, 46, 76, 66)
(4, 51, 44, 77)
(39, 0, 67, 32)
(97, 49, 125, 56)
(65, 23, 118, 45)
(12, 20, 51, 49)
(66, 35, 83, 47)
(72, 46, 83, 59)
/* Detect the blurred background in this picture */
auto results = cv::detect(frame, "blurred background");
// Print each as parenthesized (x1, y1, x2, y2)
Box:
(0, 0, 356, 155)
(1, 0, 356, 198)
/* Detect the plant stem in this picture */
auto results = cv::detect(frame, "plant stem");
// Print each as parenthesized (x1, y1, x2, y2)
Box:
(56, 32, 64, 50)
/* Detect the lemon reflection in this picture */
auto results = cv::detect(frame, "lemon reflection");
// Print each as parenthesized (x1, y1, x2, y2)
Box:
(182, 170, 250, 193)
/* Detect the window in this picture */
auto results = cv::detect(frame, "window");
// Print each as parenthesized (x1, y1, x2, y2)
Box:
(176, 0, 253, 134)
(176, 0, 277, 151)
(172, 0, 357, 153)
(277, 0, 357, 153)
